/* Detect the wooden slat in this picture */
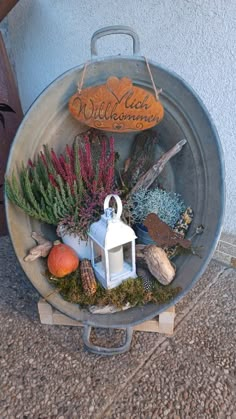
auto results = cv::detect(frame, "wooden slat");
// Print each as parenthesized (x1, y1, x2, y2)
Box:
(0, 0, 19, 22)
(0, 32, 23, 235)
(38, 298, 176, 335)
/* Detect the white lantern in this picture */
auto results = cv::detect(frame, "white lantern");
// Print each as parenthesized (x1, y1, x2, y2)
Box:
(88, 194, 137, 289)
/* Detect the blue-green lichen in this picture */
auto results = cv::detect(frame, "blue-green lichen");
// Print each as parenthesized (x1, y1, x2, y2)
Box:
(130, 188, 186, 228)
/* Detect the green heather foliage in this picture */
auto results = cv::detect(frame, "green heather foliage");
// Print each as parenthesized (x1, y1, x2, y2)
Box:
(130, 188, 186, 228)
(5, 143, 84, 226)
(48, 270, 181, 308)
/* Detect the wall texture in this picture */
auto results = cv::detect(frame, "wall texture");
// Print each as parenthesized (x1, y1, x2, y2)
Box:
(7, 0, 236, 233)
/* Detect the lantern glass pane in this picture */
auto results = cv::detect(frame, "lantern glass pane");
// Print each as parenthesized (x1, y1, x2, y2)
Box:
(123, 242, 133, 273)
(93, 242, 102, 265)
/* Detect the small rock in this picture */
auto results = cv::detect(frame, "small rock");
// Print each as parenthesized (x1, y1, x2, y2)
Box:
(230, 257, 236, 268)
(86, 377, 92, 385)
(183, 391, 188, 400)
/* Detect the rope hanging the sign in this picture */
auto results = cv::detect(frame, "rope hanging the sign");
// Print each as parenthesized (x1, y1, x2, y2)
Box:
(77, 57, 163, 101)
(144, 56, 162, 101)
(77, 61, 90, 94)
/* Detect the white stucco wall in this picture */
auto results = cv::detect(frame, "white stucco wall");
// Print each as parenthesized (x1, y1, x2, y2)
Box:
(7, 0, 236, 233)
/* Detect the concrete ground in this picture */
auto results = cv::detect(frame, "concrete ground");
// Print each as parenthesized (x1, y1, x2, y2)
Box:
(0, 236, 235, 419)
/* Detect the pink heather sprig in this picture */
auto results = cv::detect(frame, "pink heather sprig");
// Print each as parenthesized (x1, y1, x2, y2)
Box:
(108, 136, 115, 162)
(79, 147, 91, 190)
(40, 151, 48, 167)
(92, 136, 115, 192)
(104, 136, 115, 168)
(78, 136, 96, 191)
(66, 144, 73, 161)
(49, 174, 58, 188)
(57, 152, 75, 187)
(84, 135, 93, 179)
(85, 136, 94, 180)
(28, 159, 34, 168)
(91, 179, 98, 195)
(102, 136, 115, 190)
(64, 161, 76, 190)
(50, 149, 67, 180)
(97, 140, 107, 187)
(65, 144, 76, 182)
(106, 166, 114, 192)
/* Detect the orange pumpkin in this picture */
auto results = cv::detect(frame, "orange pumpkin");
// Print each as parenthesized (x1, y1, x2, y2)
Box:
(47, 240, 79, 278)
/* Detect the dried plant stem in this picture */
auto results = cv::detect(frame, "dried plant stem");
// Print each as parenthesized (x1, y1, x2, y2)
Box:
(130, 139, 187, 195)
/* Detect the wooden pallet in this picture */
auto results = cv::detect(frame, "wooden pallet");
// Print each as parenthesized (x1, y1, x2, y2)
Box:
(38, 298, 176, 335)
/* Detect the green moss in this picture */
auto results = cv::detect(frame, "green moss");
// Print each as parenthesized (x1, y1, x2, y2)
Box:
(47, 270, 181, 309)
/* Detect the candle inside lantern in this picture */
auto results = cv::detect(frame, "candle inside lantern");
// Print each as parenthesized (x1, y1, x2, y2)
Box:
(102, 245, 124, 275)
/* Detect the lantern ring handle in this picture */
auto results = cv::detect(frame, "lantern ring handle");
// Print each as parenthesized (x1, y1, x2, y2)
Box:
(104, 194, 122, 219)
(91, 25, 140, 58)
(83, 325, 133, 356)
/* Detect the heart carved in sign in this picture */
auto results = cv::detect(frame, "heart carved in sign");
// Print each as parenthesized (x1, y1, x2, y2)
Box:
(69, 76, 164, 133)
(106, 77, 133, 103)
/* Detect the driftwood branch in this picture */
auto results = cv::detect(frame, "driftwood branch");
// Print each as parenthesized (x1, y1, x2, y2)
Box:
(144, 245, 176, 285)
(125, 244, 176, 285)
(130, 139, 187, 194)
(122, 130, 158, 189)
(24, 232, 52, 262)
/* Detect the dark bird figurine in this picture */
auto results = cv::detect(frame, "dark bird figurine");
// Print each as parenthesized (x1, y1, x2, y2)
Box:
(144, 213, 191, 249)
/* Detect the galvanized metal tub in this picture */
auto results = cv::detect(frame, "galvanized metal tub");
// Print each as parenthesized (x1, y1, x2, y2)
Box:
(6, 27, 225, 354)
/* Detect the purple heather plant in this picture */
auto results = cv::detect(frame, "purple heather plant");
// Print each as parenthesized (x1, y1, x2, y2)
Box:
(6, 130, 118, 239)
(55, 133, 118, 239)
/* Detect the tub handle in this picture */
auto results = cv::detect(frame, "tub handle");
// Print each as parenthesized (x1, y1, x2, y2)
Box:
(91, 25, 140, 58)
(83, 325, 133, 356)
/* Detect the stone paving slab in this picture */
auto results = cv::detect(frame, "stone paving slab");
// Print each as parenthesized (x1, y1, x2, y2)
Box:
(0, 236, 235, 418)
(175, 258, 226, 324)
(104, 268, 236, 419)
(107, 350, 235, 419)
(173, 269, 236, 379)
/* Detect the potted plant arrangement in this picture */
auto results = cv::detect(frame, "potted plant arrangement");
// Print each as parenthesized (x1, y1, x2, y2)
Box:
(5, 128, 198, 310)
(6, 130, 118, 258)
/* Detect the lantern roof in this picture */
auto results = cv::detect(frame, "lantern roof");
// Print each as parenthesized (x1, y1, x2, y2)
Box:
(88, 194, 136, 249)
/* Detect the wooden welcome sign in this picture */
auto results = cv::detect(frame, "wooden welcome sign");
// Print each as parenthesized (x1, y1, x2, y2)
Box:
(69, 77, 164, 132)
